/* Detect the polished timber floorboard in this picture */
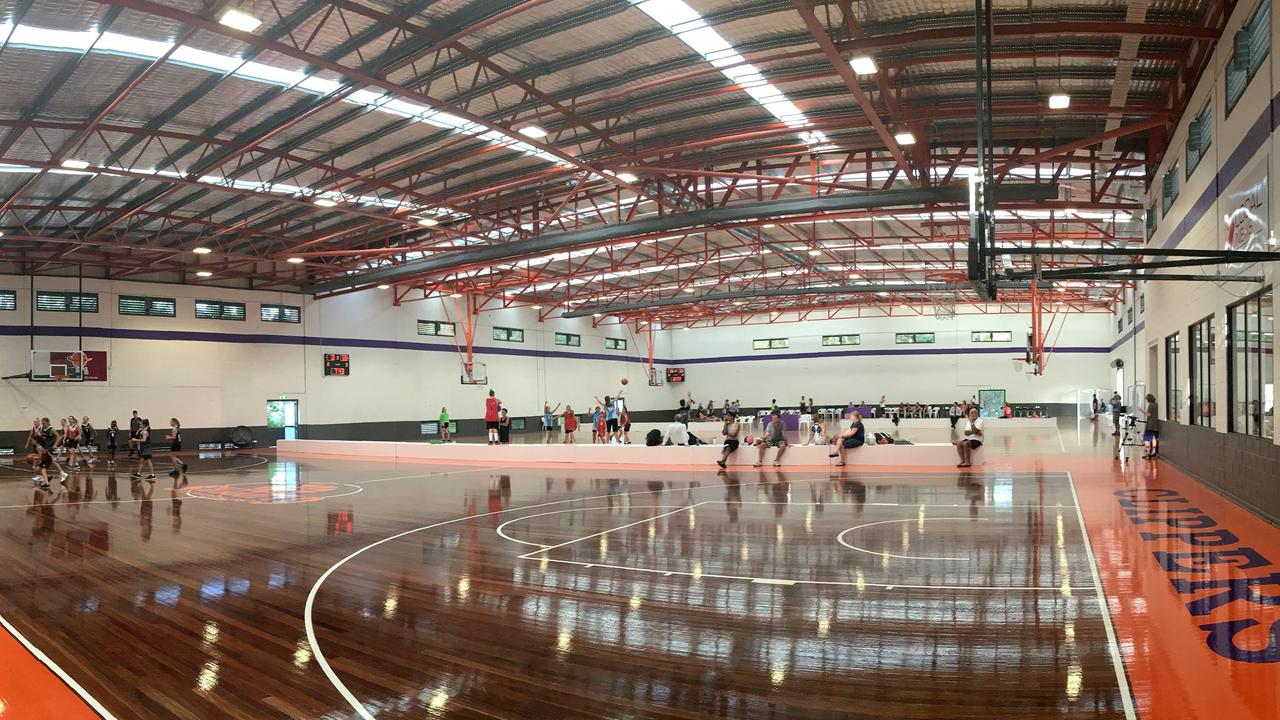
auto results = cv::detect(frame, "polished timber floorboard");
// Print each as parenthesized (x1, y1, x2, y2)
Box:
(0, 438, 1277, 719)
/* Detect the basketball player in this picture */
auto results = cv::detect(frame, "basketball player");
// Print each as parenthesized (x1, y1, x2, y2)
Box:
(166, 418, 189, 476)
(64, 416, 82, 468)
(105, 420, 120, 469)
(132, 418, 156, 482)
(438, 407, 452, 442)
(80, 416, 96, 465)
(484, 390, 501, 445)
(542, 402, 561, 444)
(36, 418, 67, 487)
(561, 405, 578, 444)
(128, 410, 141, 457)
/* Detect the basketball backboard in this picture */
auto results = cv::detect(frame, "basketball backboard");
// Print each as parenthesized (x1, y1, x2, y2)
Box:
(30, 350, 89, 382)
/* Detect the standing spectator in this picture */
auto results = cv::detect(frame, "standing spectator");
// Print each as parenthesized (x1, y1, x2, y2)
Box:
(1143, 393, 1160, 459)
(949, 402, 962, 428)
(438, 407, 452, 442)
(753, 411, 789, 467)
(730, 399, 741, 414)
(498, 408, 511, 444)
(1109, 392, 1123, 436)
(1090, 393, 1100, 421)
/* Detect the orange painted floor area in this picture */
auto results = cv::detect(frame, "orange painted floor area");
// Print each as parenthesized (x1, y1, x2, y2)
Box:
(0, 620, 98, 719)
(1070, 456, 1280, 720)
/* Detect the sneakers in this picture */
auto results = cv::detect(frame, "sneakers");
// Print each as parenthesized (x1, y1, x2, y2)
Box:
(130, 472, 142, 480)
(145, 474, 156, 483)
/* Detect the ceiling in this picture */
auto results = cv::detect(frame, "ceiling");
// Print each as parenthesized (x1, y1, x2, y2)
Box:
(0, 0, 1230, 327)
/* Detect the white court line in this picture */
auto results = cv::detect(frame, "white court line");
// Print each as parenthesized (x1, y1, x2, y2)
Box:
(495, 505, 688, 548)
(352, 466, 503, 485)
(517, 503, 706, 559)
(0, 611, 116, 719)
(1066, 472, 1138, 720)
(305, 472, 1086, 719)
(836, 518, 989, 561)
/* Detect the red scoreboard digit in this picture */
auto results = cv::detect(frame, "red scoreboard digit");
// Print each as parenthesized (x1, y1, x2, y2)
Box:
(323, 353, 350, 376)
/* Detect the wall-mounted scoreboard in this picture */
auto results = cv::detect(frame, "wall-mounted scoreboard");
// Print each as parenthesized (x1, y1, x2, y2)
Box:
(666, 367, 686, 383)
(323, 353, 350, 376)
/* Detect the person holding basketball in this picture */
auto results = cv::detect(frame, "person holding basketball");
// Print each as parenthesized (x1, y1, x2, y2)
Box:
(594, 387, 626, 444)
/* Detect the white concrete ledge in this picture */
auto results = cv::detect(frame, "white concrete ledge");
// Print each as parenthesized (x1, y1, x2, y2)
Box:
(277, 439, 983, 468)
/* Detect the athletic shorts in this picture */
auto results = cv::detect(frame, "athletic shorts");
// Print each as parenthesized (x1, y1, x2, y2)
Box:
(39, 453, 52, 469)
(171, 442, 182, 453)
(140, 451, 153, 459)
(723, 438, 739, 451)
(1143, 430, 1159, 441)
(486, 420, 499, 430)
(623, 422, 631, 431)
(606, 418, 619, 432)
(962, 439, 983, 449)
(842, 437, 865, 449)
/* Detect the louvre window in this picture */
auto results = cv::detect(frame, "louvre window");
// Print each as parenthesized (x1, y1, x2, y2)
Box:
(752, 338, 789, 350)
(36, 291, 98, 313)
(822, 334, 860, 346)
(261, 304, 301, 323)
(417, 320, 455, 337)
(1185, 104, 1211, 177)
(492, 327, 524, 342)
(895, 333, 935, 344)
(555, 332, 581, 347)
(0, 290, 15, 311)
(194, 299, 245, 321)
(1226, 0, 1270, 115)
(605, 337, 627, 350)
(1161, 163, 1179, 216)
(1145, 206, 1157, 241)
(971, 331, 1013, 343)
(119, 295, 175, 317)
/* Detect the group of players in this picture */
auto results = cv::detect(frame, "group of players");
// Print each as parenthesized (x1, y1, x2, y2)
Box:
(24, 411, 189, 490)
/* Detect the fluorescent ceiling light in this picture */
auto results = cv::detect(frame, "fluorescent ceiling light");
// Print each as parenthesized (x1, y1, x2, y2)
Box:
(615, 172, 639, 183)
(192, 246, 212, 255)
(808, 249, 821, 256)
(593, 313, 602, 318)
(218, 9, 262, 33)
(1048, 93, 1071, 109)
(848, 273, 861, 279)
(313, 198, 338, 207)
(286, 257, 304, 264)
(849, 56, 878, 75)
(195, 270, 213, 278)
(531, 305, 543, 310)
(60, 159, 90, 169)
(630, 0, 828, 146)
(894, 131, 916, 145)
(517, 125, 547, 138)
(682, 287, 696, 293)
(449, 293, 462, 298)
(377, 284, 390, 290)
(417, 217, 439, 227)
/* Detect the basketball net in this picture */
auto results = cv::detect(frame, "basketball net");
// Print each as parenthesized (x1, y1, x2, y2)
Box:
(933, 293, 958, 320)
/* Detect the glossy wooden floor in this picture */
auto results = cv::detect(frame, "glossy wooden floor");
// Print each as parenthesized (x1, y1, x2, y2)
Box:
(0, 425, 1276, 719)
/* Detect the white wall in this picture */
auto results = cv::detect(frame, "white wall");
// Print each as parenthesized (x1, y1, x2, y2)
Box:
(1136, 0, 1278, 438)
(0, 280, 1117, 430)
(667, 311, 1113, 408)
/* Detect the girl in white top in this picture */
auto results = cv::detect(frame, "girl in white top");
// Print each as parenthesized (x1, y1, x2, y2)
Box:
(955, 407, 984, 468)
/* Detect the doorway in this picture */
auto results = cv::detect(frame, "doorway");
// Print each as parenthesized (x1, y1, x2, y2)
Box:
(267, 399, 300, 441)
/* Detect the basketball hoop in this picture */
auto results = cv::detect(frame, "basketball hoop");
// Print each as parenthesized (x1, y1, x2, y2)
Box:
(460, 360, 488, 385)
(648, 368, 664, 387)
(1011, 357, 1040, 376)
(933, 293, 958, 320)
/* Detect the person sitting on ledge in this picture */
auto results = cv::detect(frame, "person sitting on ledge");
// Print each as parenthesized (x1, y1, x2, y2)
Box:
(955, 407, 984, 468)
(829, 411, 865, 467)
(716, 410, 740, 468)
(753, 411, 788, 467)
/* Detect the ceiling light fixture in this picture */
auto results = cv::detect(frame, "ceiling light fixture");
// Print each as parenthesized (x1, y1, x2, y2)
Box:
(60, 159, 90, 169)
(417, 217, 439, 227)
(1048, 92, 1071, 110)
(682, 287, 696, 293)
(313, 198, 338, 207)
(517, 124, 548, 139)
(449, 293, 462, 298)
(615, 172, 639, 183)
(286, 257, 304, 264)
(218, 8, 263, 33)
(894, 131, 916, 145)
(195, 270, 213, 278)
(808, 249, 821, 256)
(849, 55, 878, 75)
(593, 313, 602, 318)
(192, 246, 212, 255)
(531, 305, 543, 310)
(377, 284, 390, 290)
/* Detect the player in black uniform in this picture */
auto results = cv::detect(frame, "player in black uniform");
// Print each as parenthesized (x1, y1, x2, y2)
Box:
(167, 418, 188, 477)
(128, 410, 141, 457)
(80, 415, 96, 465)
(105, 420, 120, 469)
(132, 418, 156, 483)
(34, 417, 67, 489)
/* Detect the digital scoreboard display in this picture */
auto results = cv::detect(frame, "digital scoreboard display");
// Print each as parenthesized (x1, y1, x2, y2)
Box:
(666, 367, 686, 383)
(323, 353, 350, 376)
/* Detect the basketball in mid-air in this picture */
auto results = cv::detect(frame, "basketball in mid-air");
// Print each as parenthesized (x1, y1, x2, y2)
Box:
(25, 453, 40, 465)
(620, 378, 628, 385)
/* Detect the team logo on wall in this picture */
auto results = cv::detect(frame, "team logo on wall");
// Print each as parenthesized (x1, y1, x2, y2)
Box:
(1223, 158, 1271, 272)
(186, 482, 361, 504)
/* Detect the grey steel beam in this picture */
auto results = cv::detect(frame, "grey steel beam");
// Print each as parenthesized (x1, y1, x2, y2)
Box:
(1050, 274, 1264, 282)
(993, 247, 1280, 260)
(306, 182, 1059, 293)
(559, 281, 1053, 318)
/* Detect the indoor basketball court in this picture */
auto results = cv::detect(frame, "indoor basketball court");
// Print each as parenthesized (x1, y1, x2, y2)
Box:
(1, 0, 1279, 718)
